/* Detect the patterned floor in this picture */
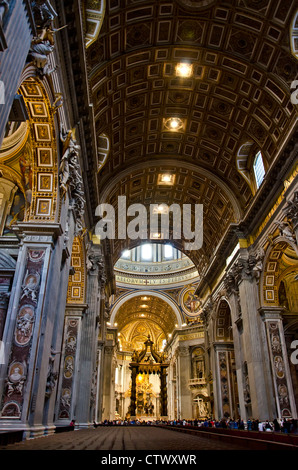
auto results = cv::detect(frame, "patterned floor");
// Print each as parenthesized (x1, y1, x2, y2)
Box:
(0, 426, 247, 451)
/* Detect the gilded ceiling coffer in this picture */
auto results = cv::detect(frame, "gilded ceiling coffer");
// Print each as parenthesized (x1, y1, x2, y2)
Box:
(129, 335, 169, 419)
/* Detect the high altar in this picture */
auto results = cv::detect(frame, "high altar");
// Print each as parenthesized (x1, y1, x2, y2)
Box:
(127, 336, 169, 420)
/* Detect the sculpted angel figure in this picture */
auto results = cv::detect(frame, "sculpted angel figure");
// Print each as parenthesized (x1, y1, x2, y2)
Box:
(59, 126, 80, 197)
(274, 221, 296, 244)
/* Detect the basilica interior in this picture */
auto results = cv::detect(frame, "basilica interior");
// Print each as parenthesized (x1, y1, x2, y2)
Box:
(0, 0, 298, 439)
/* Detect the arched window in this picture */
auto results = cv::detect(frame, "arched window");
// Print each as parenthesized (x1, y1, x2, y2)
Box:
(253, 151, 265, 189)
(141, 244, 152, 261)
(163, 244, 173, 259)
(121, 249, 130, 259)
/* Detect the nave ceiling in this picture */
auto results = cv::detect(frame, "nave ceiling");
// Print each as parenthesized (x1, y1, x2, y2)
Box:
(80, 0, 298, 271)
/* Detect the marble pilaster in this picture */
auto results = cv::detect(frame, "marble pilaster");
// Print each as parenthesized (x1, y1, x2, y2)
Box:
(0, 223, 63, 436)
(75, 244, 104, 427)
(260, 306, 297, 419)
(176, 346, 192, 419)
(235, 256, 274, 420)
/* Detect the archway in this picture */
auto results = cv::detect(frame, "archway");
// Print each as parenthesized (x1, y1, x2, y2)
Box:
(261, 236, 298, 418)
(0, 74, 59, 230)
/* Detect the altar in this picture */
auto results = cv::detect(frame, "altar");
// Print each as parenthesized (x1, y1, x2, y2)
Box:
(127, 335, 169, 420)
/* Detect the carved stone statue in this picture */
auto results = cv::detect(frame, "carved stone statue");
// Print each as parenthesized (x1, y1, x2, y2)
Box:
(274, 221, 296, 244)
(31, 0, 57, 29)
(29, 1, 66, 76)
(59, 126, 86, 234)
(284, 191, 298, 227)
(249, 247, 265, 281)
(45, 348, 59, 398)
(29, 38, 54, 71)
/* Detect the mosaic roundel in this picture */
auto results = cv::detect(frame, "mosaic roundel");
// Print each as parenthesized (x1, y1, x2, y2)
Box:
(180, 287, 201, 317)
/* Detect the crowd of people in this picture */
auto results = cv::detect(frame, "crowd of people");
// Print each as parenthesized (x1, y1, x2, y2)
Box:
(95, 417, 298, 433)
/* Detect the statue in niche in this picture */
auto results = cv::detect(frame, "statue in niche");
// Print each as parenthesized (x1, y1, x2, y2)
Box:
(197, 399, 208, 417)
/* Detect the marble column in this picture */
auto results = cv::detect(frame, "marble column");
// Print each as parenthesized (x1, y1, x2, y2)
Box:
(214, 344, 238, 420)
(234, 256, 274, 420)
(223, 274, 249, 421)
(259, 306, 297, 419)
(176, 346, 192, 419)
(55, 306, 84, 424)
(102, 345, 116, 420)
(129, 363, 138, 418)
(44, 207, 77, 434)
(94, 342, 104, 423)
(75, 244, 104, 427)
(160, 366, 168, 418)
(0, 223, 63, 437)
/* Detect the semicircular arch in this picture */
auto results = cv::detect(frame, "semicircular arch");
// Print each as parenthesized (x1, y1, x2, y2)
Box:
(110, 289, 184, 328)
(261, 236, 298, 307)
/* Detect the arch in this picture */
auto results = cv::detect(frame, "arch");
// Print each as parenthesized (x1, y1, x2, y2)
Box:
(290, 10, 298, 60)
(84, 0, 106, 48)
(0, 73, 59, 223)
(214, 299, 233, 342)
(236, 141, 254, 188)
(97, 159, 244, 271)
(99, 159, 243, 222)
(110, 290, 183, 328)
(0, 249, 16, 270)
(261, 237, 298, 307)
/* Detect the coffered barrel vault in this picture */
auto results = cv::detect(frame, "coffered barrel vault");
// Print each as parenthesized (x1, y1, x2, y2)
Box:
(0, 0, 297, 437)
(86, 0, 298, 263)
